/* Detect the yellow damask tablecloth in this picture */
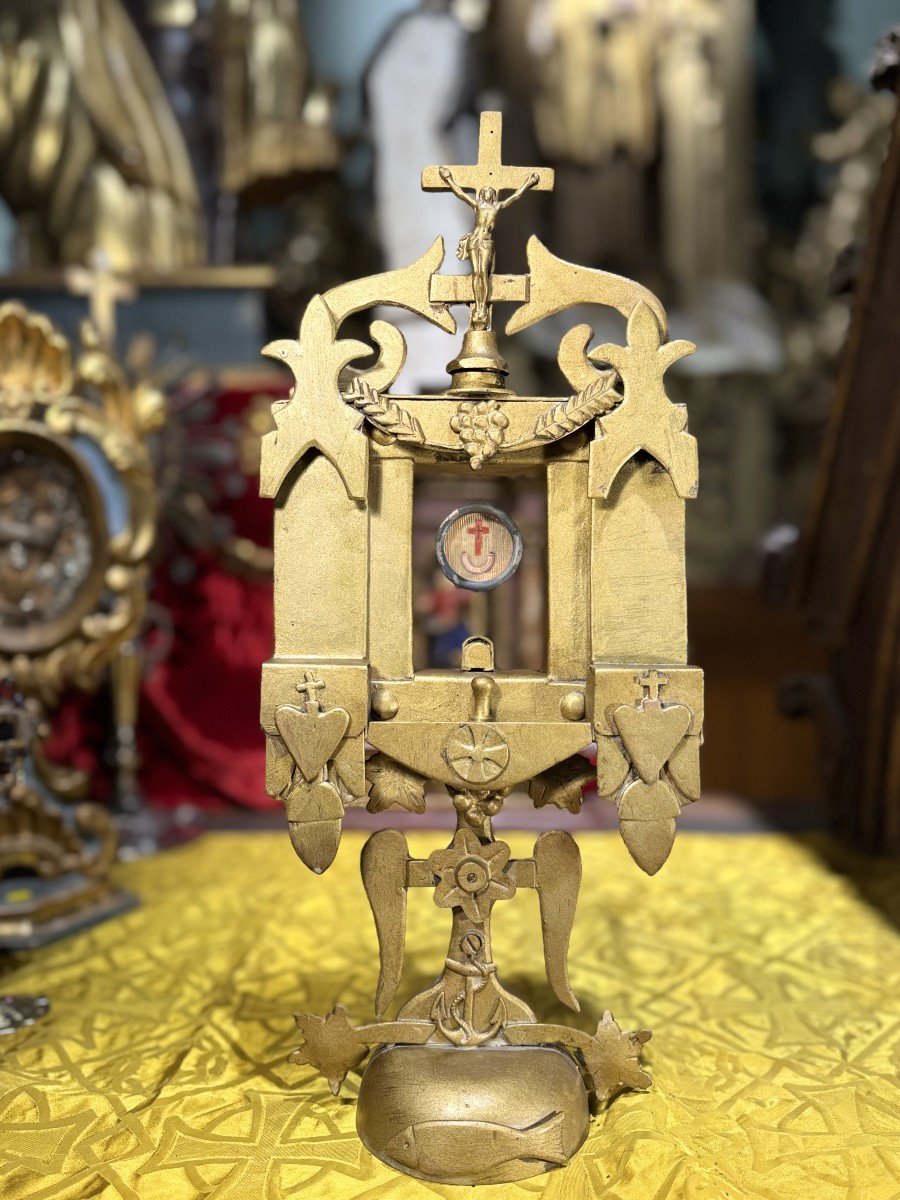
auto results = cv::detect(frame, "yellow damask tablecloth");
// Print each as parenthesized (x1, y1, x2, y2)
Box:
(0, 830, 898, 1199)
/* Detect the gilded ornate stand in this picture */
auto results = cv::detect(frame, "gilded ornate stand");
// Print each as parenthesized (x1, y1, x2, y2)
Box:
(261, 113, 703, 1185)
(0, 303, 159, 946)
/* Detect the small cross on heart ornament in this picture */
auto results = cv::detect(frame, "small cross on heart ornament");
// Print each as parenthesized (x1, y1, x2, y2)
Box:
(275, 674, 350, 782)
(612, 671, 693, 875)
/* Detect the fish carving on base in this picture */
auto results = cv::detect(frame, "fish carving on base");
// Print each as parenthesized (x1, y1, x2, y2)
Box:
(382, 1111, 568, 1182)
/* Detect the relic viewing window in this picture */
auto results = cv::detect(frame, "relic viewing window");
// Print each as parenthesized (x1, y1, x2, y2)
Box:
(412, 469, 548, 672)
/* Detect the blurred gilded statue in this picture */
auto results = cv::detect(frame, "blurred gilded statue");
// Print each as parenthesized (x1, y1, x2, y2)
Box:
(211, 0, 339, 201)
(497, 0, 753, 296)
(0, 0, 205, 271)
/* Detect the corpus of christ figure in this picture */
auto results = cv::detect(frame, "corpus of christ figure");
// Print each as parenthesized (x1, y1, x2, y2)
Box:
(439, 165, 540, 330)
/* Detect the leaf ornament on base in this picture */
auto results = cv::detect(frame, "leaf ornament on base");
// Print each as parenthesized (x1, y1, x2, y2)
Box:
(291, 1007, 368, 1095)
(583, 1012, 652, 1106)
(365, 753, 427, 813)
(529, 755, 594, 813)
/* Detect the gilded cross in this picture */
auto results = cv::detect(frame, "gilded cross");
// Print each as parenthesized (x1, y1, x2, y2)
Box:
(422, 111, 554, 196)
(423, 113, 555, 325)
(65, 248, 135, 347)
(636, 670, 668, 701)
(467, 516, 490, 557)
(296, 673, 326, 712)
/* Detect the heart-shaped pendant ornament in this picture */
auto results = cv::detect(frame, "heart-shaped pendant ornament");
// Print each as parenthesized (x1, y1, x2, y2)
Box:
(276, 703, 350, 782)
(285, 778, 344, 873)
(618, 777, 681, 821)
(617, 778, 681, 875)
(614, 702, 691, 783)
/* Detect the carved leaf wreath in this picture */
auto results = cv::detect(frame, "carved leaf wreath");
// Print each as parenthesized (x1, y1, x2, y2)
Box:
(344, 368, 622, 457)
(531, 369, 621, 442)
(344, 378, 425, 444)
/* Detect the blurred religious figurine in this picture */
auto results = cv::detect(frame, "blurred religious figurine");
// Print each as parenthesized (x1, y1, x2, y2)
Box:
(440, 167, 540, 329)
(0, 299, 161, 944)
(365, 0, 474, 393)
(768, 78, 895, 522)
(0, 0, 205, 271)
(135, 0, 339, 263)
(497, 0, 753, 297)
(211, 0, 339, 204)
(494, 0, 779, 588)
(416, 570, 473, 667)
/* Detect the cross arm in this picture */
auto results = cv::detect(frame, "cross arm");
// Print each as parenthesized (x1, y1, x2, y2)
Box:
(437, 167, 476, 206)
(422, 163, 554, 194)
(421, 112, 554, 195)
(406, 858, 536, 887)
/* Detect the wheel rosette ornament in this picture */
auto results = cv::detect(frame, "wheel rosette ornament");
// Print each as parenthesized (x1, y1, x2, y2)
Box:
(443, 722, 509, 784)
(428, 827, 516, 922)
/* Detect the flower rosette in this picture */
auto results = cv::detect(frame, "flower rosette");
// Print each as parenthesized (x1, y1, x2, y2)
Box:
(427, 827, 516, 922)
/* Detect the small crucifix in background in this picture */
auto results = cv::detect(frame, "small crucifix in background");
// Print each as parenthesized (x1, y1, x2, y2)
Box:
(65, 249, 136, 348)
(424, 113, 554, 330)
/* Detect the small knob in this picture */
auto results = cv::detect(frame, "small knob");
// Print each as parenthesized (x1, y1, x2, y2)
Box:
(371, 686, 399, 720)
(470, 674, 498, 722)
(559, 690, 586, 721)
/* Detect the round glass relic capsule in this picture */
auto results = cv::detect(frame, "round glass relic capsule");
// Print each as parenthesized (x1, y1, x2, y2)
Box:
(0, 435, 107, 655)
(435, 503, 522, 591)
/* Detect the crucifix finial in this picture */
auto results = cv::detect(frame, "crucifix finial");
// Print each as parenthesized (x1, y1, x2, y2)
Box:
(423, 113, 553, 334)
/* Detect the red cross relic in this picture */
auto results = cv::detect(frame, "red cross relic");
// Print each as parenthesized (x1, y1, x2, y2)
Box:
(467, 516, 491, 557)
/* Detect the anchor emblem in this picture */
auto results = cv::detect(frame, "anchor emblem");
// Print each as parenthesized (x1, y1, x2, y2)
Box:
(432, 931, 506, 1046)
